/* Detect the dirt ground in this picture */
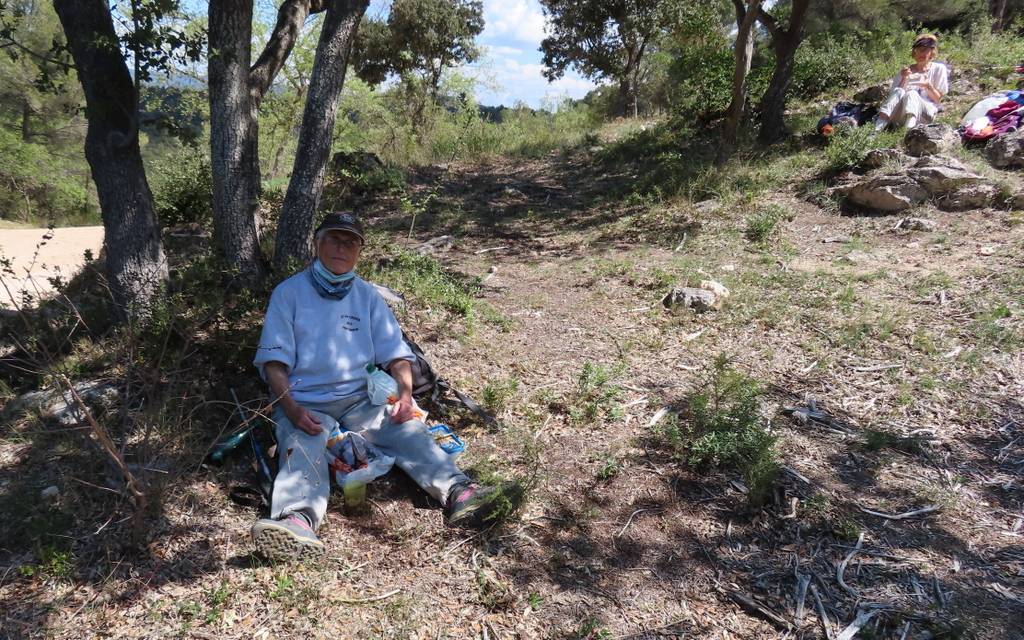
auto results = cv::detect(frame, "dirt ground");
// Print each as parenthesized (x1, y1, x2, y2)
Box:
(0, 139, 1022, 639)
(0, 226, 104, 308)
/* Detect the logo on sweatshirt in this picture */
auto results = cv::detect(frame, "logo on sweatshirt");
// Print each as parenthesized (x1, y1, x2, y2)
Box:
(341, 314, 361, 331)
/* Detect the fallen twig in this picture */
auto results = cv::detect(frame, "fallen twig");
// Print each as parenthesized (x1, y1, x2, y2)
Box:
(858, 504, 941, 520)
(810, 583, 833, 640)
(836, 609, 878, 640)
(332, 588, 401, 604)
(615, 508, 661, 538)
(794, 573, 811, 625)
(728, 591, 792, 631)
(474, 246, 507, 254)
(836, 532, 865, 597)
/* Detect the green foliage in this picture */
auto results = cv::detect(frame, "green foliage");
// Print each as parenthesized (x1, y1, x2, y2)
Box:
(568, 362, 623, 426)
(150, 147, 213, 227)
(745, 204, 789, 244)
(481, 377, 519, 415)
(366, 249, 478, 318)
(0, 128, 95, 225)
(653, 357, 779, 507)
(824, 126, 901, 172)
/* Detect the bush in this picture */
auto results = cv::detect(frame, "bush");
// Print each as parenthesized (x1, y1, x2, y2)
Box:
(0, 128, 96, 225)
(824, 125, 902, 172)
(653, 356, 779, 507)
(568, 362, 623, 426)
(745, 204, 789, 244)
(151, 147, 213, 227)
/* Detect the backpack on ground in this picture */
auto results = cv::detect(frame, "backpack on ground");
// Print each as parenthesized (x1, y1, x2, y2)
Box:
(817, 102, 878, 135)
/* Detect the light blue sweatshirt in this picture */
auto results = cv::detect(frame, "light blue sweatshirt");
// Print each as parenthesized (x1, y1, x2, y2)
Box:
(253, 269, 414, 404)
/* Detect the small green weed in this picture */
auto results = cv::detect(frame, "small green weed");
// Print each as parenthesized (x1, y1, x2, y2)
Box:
(744, 204, 788, 244)
(595, 454, 623, 481)
(481, 377, 519, 415)
(568, 362, 624, 427)
(861, 428, 926, 455)
(270, 574, 294, 600)
(205, 581, 231, 625)
(574, 618, 613, 640)
(528, 592, 543, 610)
(18, 545, 74, 581)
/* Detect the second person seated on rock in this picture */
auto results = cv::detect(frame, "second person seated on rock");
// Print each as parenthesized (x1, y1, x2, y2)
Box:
(874, 33, 950, 132)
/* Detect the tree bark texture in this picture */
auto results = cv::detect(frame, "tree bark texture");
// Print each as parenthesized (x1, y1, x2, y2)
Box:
(209, 0, 266, 281)
(208, 0, 327, 282)
(53, 0, 168, 321)
(718, 0, 764, 165)
(274, 0, 369, 270)
(757, 0, 810, 146)
(990, 0, 1009, 31)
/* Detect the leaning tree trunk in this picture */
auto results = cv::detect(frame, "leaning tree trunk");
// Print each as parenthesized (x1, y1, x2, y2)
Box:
(274, 0, 369, 270)
(718, 0, 763, 165)
(757, 0, 810, 146)
(209, 0, 266, 282)
(53, 0, 167, 322)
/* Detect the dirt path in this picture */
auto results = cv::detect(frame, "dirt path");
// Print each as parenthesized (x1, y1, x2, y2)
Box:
(0, 226, 104, 307)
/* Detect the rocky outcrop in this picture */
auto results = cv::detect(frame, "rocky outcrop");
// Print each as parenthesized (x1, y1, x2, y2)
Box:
(832, 155, 996, 213)
(904, 124, 959, 157)
(984, 130, 1024, 168)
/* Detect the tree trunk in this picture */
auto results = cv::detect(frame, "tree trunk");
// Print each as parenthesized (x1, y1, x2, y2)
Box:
(53, 0, 167, 322)
(274, 0, 368, 270)
(718, 0, 763, 165)
(208, 0, 326, 282)
(757, 0, 810, 146)
(990, 0, 1009, 31)
(209, 0, 266, 282)
(618, 76, 638, 119)
(21, 100, 31, 141)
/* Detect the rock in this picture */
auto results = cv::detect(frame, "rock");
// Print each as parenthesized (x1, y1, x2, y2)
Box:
(4, 380, 120, 426)
(330, 150, 384, 175)
(41, 485, 59, 501)
(896, 217, 937, 232)
(721, 264, 736, 272)
(693, 200, 722, 215)
(1011, 192, 1024, 209)
(836, 174, 929, 212)
(859, 148, 906, 170)
(906, 162, 983, 196)
(979, 246, 996, 256)
(699, 280, 730, 299)
(853, 84, 888, 103)
(938, 183, 999, 211)
(662, 287, 722, 312)
(984, 130, 1024, 168)
(904, 124, 959, 157)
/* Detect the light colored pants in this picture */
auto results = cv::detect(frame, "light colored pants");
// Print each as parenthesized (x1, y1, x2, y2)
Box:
(269, 394, 469, 530)
(879, 87, 938, 127)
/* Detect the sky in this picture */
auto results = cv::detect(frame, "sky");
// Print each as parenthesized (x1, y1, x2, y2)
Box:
(366, 0, 598, 108)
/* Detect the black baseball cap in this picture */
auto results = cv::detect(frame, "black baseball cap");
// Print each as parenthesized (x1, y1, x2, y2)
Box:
(314, 211, 365, 244)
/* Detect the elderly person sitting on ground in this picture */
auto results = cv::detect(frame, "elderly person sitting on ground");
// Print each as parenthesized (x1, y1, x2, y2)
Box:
(250, 212, 501, 562)
(874, 33, 950, 131)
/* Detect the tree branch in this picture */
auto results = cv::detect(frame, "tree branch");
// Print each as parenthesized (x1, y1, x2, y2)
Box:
(249, 0, 329, 105)
(755, 7, 779, 38)
(0, 36, 75, 71)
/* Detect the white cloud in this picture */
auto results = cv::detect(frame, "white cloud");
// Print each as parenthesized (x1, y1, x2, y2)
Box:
(483, 0, 547, 45)
(485, 44, 525, 57)
(463, 56, 597, 107)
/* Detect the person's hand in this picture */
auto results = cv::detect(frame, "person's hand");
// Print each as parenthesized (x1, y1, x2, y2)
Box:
(900, 66, 912, 80)
(285, 403, 323, 435)
(389, 392, 416, 424)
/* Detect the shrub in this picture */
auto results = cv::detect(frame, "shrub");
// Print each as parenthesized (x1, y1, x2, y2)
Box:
(481, 376, 519, 415)
(0, 128, 96, 225)
(824, 126, 901, 172)
(150, 147, 213, 227)
(745, 204, 789, 244)
(653, 356, 779, 507)
(568, 362, 623, 426)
